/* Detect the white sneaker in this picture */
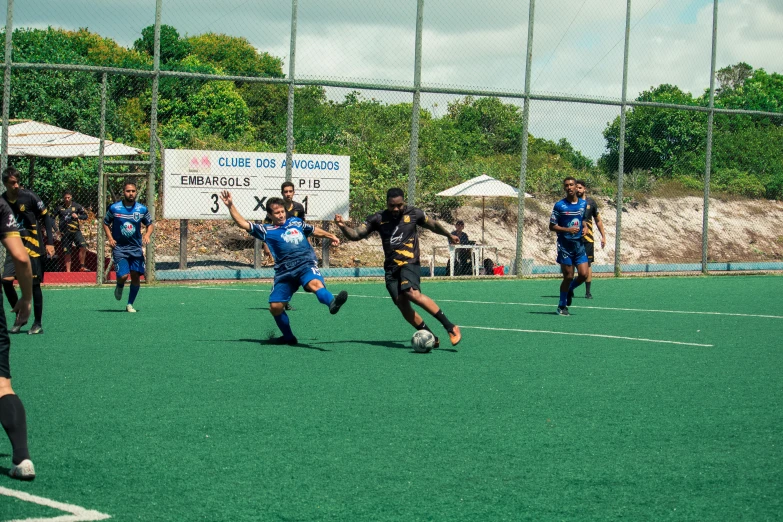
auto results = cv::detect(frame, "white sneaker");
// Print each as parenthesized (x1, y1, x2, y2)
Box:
(8, 459, 35, 481)
(114, 284, 123, 301)
(126, 304, 136, 313)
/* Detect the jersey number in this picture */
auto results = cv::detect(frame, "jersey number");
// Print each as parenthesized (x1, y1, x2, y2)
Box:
(311, 265, 321, 276)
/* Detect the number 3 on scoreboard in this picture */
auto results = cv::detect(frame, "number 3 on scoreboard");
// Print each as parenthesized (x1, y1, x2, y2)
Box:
(211, 194, 219, 213)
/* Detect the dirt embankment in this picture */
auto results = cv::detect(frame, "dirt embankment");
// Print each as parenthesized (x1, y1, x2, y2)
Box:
(154, 196, 783, 268)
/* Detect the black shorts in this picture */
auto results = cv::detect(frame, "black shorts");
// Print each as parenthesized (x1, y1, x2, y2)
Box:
(584, 241, 595, 265)
(0, 299, 9, 378)
(384, 264, 421, 301)
(62, 230, 87, 253)
(3, 254, 44, 282)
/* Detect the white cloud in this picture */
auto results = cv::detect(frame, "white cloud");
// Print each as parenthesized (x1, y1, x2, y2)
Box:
(2, 0, 781, 159)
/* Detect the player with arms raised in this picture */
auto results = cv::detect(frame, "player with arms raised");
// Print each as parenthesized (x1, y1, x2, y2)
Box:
(549, 177, 588, 316)
(335, 187, 462, 347)
(220, 191, 348, 345)
(103, 181, 154, 313)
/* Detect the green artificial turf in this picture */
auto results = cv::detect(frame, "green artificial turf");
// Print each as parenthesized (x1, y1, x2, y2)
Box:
(1, 275, 781, 520)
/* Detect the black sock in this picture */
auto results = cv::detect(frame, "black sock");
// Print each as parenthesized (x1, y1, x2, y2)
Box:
(585, 282, 592, 294)
(433, 310, 455, 332)
(33, 284, 43, 325)
(415, 321, 434, 335)
(0, 394, 30, 465)
(2, 281, 18, 308)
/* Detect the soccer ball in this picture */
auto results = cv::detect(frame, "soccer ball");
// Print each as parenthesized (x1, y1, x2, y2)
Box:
(411, 330, 436, 353)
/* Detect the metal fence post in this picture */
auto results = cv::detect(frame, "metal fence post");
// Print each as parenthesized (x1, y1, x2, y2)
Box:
(97, 73, 108, 284)
(515, 0, 535, 277)
(408, 0, 424, 206)
(1, 0, 13, 173)
(146, 0, 163, 283)
(614, 0, 632, 277)
(702, 0, 719, 274)
(285, 0, 298, 183)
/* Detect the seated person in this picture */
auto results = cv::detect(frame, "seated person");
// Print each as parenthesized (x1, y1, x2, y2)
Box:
(449, 220, 473, 275)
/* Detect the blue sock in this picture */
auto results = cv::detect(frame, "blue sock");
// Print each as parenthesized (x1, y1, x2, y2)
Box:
(273, 312, 295, 339)
(568, 279, 583, 292)
(128, 285, 140, 305)
(315, 288, 334, 306)
(559, 291, 568, 307)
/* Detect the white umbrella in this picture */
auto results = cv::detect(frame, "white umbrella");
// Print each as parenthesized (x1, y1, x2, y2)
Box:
(2, 120, 145, 190)
(437, 174, 532, 243)
(4, 120, 144, 158)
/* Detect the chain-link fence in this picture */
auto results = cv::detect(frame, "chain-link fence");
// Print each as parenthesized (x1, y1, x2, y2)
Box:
(1, 0, 782, 282)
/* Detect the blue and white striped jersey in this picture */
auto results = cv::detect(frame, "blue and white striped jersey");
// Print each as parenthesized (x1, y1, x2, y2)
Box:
(104, 201, 152, 257)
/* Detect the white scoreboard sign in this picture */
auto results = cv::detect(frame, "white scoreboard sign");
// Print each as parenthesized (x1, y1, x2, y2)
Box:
(162, 149, 350, 221)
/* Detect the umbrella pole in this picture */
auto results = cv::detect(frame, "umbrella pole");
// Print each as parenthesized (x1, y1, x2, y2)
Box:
(482, 196, 485, 244)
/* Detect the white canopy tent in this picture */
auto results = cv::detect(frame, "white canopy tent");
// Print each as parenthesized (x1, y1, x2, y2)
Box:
(436, 174, 532, 243)
(3, 120, 144, 188)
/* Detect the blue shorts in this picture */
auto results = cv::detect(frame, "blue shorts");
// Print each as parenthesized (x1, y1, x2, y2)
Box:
(556, 241, 588, 266)
(269, 262, 324, 303)
(114, 253, 145, 277)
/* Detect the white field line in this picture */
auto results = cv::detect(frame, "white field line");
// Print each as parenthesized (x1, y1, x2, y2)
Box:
(460, 325, 713, 347)
(0, 486, 110, 522)
(185, 286, 783, 319)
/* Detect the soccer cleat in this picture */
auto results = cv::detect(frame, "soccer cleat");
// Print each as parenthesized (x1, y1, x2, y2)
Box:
(329, 290, 348, 315)
(585, 293, 593, 299)
(567, 289, 574, 306)
(8, 459, 36, 481)
(448, 325, 462, 346)
(433, 337, 440, 349)
(126, 304, 136, 313)
(9, 324, 22, 334)
(27, 323, 43, 335)
(114, 284, 124, 301)
(557, 306, 570, 316)
(270, 335, 298, 345)
(284, 303, 295, 311)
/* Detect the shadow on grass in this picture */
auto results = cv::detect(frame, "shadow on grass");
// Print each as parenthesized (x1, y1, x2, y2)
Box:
(318, 339, 458, 353)
(233, 338, 329, 352)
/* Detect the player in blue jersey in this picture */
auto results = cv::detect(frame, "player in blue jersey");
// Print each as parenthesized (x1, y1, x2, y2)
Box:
(103, 181, 154, 313)
(549, 177, 588, 316)
(220, 190, 348, 345)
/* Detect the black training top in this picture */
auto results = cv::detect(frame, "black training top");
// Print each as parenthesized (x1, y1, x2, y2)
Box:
(55, 202, 88, 233)
(364, 206, 428, 270)
(1, 189, 51, 258)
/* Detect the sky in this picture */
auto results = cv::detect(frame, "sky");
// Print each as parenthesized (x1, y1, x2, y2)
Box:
(4, 0, 782, 159)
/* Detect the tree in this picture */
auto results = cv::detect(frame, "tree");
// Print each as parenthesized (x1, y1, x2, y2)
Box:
(716, 62, 753, 92)
(133, 24, 191, 64)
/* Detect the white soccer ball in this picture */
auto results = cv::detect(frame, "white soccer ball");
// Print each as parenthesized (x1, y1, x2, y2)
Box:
(411, 330, 436, 353)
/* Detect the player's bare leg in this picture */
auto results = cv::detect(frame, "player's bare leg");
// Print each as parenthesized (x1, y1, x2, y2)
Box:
(78, 247, 87, 271)
(395, 294, 441, 348)
(403, 288, 461, 346)
(64, 253, 72, 272)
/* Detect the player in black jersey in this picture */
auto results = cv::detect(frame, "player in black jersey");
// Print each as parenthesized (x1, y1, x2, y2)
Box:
(335, 187, 462, 346)
(1, 168, 55, 335)
(575, 180, 606, 299)
(0, 197, 36, 480)
(54, 190, 89, 272)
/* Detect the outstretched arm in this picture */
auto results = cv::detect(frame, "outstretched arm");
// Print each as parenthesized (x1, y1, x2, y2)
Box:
(421, 219, 459, 244)
(220, 190, 251, 232)
(311, 226, 340, 247)
(334, 214, 371, 241)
